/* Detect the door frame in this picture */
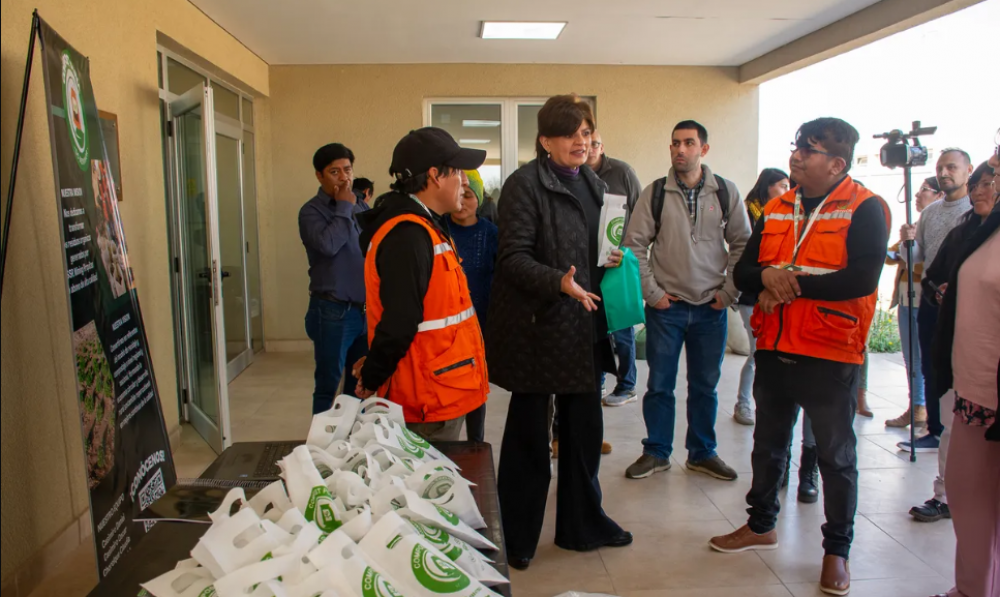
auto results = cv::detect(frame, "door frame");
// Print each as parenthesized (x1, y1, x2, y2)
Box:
(168, 85, 233, 452)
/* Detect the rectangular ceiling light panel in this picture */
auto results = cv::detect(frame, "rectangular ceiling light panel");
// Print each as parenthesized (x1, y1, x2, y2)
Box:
(480, 22, 567, 40)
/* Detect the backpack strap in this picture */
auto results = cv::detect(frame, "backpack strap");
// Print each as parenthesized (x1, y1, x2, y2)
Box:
(714, 174, 730, 224)
(651, 177, 668, 237)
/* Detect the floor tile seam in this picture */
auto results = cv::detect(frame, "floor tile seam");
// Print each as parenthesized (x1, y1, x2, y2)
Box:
(858, 512, 954, 577)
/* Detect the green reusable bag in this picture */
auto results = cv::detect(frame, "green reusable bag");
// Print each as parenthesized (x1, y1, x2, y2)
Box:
(601, 247, 646, 334)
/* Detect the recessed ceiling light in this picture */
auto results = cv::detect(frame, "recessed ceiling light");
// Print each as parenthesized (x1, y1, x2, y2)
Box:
(459, 139, 492, 145)
(463, 120, 502, 128)
(480, 21, 567, 40)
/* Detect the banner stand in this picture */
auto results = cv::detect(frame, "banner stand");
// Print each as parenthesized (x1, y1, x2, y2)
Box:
(4, 12, 178, 586)
(0, 11, 40, 298)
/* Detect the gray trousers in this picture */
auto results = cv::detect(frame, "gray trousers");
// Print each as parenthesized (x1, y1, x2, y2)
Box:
(408, 416, 466, 443)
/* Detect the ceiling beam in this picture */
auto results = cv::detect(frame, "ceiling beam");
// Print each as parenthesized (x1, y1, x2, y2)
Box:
(739, 0, 985, 85)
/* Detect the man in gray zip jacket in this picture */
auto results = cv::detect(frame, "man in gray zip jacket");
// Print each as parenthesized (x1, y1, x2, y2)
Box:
(588, 131, 643, 408)
(623, 120, 752, 482)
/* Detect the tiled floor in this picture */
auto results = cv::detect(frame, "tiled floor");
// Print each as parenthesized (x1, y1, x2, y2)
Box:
(32, 350, 957, 597)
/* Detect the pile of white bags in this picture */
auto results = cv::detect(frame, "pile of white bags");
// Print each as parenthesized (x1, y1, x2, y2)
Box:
(142, 396, 505, 597)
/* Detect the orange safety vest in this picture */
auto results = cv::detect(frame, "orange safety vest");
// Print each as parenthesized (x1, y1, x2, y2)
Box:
(751, 177, 892, 364)
(365, 214, 489, 423)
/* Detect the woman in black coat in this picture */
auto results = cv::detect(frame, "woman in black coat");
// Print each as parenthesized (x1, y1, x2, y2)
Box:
(487, 95, 631, 570)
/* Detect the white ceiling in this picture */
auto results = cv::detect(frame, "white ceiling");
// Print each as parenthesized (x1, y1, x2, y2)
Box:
(190, 0, 884, 66)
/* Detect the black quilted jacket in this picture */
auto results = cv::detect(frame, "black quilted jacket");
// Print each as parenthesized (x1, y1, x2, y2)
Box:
(486, 159, 611, 395)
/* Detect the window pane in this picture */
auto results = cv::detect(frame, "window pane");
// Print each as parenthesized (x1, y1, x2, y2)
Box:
(242, 97, 254, 127)
(157, 52, 163, 90)
(166, 58, 206, 96)
(430, 104, 502, 194)
(517, 104, 543, 169)
(242, 133, 264, 353)
(212, 83, 240, 121)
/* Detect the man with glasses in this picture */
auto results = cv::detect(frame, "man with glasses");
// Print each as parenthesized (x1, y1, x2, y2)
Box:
(710, 118, 890, 596)
(586, 131, 643, 407)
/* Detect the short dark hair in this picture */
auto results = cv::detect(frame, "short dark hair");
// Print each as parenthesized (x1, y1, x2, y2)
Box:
(313, 143, 355, 173)
(795, 118, 860, 173)
(673, 120, 709, 145)
(353, 178, 374, 196)
(390, 166, 457, 195)
(922, 176, 942, 193)
(939, 148, 972, 165)
(536, 94, 596, 159)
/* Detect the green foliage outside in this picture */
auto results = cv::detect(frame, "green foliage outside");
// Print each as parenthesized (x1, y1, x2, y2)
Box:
(868, 308, 902, 354)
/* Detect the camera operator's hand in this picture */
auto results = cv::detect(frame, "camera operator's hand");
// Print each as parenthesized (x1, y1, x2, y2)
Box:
(900, 224, 917, 243)
(761, 268, 802, 304)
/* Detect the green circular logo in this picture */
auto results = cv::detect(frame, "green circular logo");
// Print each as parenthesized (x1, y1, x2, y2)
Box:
(398, 435, 425, 459)
(363, 568, 404, 597)
(435, 505, 460, 526)
(411, 545, 471, 594)
(607, 216, 625, 245)
(61, 51, 90, 170)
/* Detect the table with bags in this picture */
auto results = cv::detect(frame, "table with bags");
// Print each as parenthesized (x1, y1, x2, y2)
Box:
(89, 397, 511, 597)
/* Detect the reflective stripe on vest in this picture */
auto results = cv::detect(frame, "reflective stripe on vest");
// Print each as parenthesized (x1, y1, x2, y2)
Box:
(433, 243, 453, 256)
(765, 211, 854, 223)
(417, 306, 476, 333)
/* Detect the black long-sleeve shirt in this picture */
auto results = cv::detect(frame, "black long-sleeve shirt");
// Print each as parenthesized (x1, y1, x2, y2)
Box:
(356, 193, 447, 392)
(735, 191, 888, 302)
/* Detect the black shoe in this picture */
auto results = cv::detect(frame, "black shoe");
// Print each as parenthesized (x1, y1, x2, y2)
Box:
(910, 499, 951, 523)
(798, 446, 820, 504)
(603, 531, 634, 548)
(508, 557, 531, 571)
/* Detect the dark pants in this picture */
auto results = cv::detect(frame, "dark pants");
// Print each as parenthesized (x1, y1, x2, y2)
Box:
(305, 297, 368, 414)
(642, 303, 728, 462)
(747, 350, 860, 559)
(466, 405, 487, 443)
(918, 301, 945, 437)
(498, 354, 623, 558)
(601, 327, 638, 394)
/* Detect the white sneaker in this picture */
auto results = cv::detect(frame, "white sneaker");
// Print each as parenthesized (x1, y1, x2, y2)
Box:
(734, 403, 756, 426)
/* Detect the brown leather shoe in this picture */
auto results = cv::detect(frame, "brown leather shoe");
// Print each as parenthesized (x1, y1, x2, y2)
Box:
(856, 389, 874, 418)
(602, 441, 613, 455)
(820, 555, 851, 595)
(708, 525, 778, 553)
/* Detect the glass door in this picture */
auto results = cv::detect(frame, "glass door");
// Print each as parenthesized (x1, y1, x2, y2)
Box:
(169, 85, 232, 452)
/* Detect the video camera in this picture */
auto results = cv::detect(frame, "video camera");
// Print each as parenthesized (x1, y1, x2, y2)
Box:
(874, 121, 937, 169)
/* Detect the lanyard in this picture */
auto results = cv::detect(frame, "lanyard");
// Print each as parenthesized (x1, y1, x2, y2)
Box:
(791, 190, 832, 262)
(409, 194, 433, 218)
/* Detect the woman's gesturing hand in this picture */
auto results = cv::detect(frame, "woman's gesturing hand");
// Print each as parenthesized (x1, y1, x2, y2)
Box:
(561, 266, 601, 312)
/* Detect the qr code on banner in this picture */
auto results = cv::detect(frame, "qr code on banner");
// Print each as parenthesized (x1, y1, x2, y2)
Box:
(138, 469, 166, 531)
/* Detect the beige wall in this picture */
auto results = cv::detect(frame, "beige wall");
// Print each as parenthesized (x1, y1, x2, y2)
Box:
(264, 64, 760, 346)
(0, 0, 269, 589)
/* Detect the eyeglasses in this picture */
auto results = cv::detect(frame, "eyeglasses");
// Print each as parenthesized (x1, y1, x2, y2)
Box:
(790, 142, 838, 160)
(973, 180, 996, 192)
(590, 141, 603, 149)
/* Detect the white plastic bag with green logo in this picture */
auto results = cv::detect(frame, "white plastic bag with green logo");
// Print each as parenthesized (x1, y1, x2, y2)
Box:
(249, 482, 295, 523)
(598, 193, 628, 266)
(358, 398, 406, 426)
(404, 463, 485, 530)
(339, 504, 374, 543)
(365, 445, 417, 490)
(307, 531, 410, 597)
(370, 484, 497, 551)
(328, 470, 375, 508)
(309, 446, 348, 479)
(374, 512, 507, 588)
(308, 395, 363, 449)
(360, 511, 503, 597)
(141, 560, 216, 597)
(214, 552, 299, 597)
(352, 416, 459, 469)
(281, 446, 344, 534)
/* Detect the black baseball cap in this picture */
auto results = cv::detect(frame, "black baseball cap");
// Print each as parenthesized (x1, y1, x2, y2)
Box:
(389, 127, 487, 179)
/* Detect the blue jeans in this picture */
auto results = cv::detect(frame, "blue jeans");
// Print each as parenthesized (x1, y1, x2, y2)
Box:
(737, 305, 756, 408)
(602, 327, 638, 394)
(897, 305, 925, 407)
(305, 297, 369, 414)
(641, 302, 728, 462)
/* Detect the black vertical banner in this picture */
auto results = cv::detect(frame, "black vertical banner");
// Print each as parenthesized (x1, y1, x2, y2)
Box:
(36, 18, 177, 580)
